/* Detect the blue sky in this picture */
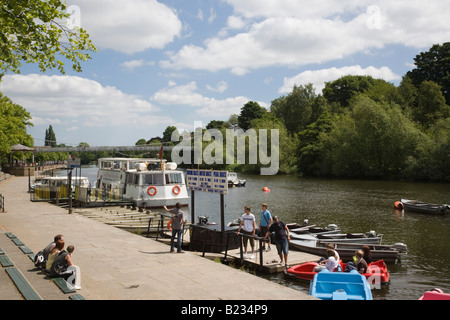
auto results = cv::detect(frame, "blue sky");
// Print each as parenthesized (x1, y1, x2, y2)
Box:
(1, 0, 449, 147)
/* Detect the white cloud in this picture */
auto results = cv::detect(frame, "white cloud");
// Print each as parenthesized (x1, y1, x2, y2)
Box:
(69, 0, 182, 54)
(151, 81, 264, 118)
(0, 74, 168, 128)
(206, 81, 228, 93)
(280, 65, 402, 94)
(121, 59, 155, 71)
(161, 1, 450, 74)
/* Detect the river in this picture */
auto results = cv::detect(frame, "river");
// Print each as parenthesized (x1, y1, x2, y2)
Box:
(60, 165, 450, 300)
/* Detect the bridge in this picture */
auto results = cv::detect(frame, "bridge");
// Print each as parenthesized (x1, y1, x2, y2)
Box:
(33, 145, 188, 153)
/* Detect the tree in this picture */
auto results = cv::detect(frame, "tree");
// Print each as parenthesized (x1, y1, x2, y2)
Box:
(0, 91, 33, 162)
(271, 84, 324, 135)
(45, 125, 57, 147)
(407, 42, 450, 105)
(0, 0, 96, 74)
(135, 138, 147, 145)
(237, 101, 267, 130)
(323, 75, 388, 108)
(414, 81, 450, 128)
(162, 126, 178, 143)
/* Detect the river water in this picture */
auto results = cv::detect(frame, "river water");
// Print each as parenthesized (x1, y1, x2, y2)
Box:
(65, 165, 450, 300)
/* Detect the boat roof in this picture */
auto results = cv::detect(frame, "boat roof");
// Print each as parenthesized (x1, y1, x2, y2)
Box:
(98, 157, 166, 162)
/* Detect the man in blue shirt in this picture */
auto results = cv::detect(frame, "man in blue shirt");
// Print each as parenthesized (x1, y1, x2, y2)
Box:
(259, 203, 272, 251)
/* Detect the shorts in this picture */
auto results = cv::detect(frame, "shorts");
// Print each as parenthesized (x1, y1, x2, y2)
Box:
(241, 230, 254, 248)
(275, 238, 288, 255)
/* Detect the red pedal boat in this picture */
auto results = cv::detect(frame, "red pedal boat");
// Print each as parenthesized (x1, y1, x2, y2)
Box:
(286, 259, 390, 285)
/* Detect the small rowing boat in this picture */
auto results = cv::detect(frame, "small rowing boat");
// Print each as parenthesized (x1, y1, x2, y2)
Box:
(396, 199, 450, 215)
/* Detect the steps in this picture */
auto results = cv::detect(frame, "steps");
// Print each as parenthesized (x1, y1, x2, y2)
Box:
(0, 231, 84, 300)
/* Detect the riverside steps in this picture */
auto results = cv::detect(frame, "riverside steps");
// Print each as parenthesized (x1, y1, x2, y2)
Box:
(0, 176, 317, 300)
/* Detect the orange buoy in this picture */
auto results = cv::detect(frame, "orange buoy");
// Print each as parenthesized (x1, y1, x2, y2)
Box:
(262, 187, 270, 192)
(394, 201, 404, 210)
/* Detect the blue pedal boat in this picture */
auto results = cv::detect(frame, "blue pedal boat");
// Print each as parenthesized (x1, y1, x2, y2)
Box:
(309, 270, 373, 300)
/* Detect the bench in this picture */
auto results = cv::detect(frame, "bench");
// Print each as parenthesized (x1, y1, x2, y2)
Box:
(52, 277, 76, 294)
(5, 268, 42, 300)
(0, 255, 14, 267)
(69, 294, 85, 300)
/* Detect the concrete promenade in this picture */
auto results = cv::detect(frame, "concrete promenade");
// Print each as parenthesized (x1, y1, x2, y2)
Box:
(0, 176, 317, 300)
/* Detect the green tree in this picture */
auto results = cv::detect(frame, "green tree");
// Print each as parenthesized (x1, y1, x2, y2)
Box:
(414, 81, 450, 128)
(135, 138, 147, 145)
(323, 75, 389, 108)
(319, 95, 423, 178)
(237, 101, 267, 130)
(162, 126, 178, 143)
(45, 125, 57, 147)
(0, 91, 33, 162)
(271, 84, 324, 135)
(0, 0, 96, 74)
(407, 42, 450, 105)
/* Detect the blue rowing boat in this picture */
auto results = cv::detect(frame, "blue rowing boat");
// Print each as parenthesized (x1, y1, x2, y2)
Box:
(309, 270, 373, 300)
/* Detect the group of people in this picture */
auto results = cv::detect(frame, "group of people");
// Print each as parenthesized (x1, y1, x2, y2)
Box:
(34, 234, 81, 290)
(314, 243, 373, 274)
(237, 203, 291, 269)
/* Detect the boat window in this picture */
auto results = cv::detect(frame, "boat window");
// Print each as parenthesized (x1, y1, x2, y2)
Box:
(134, 174, 140, 185)
(142, 173, 164, 185)
(165, 173, 183, 184)
(126, 173, 134, 184)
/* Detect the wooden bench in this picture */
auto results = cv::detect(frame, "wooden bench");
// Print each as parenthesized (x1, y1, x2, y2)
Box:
(5, 268, 42, 300)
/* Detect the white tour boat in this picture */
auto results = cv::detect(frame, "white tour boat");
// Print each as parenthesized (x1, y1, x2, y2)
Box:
(96, 157, 189, 208)
(227, 172, 246, 187)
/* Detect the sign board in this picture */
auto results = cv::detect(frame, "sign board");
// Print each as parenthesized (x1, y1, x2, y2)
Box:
(186, 169, 228, 194)
(67, 154, 81, 167)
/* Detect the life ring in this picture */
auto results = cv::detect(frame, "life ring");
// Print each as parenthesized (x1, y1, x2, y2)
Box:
(167, 219, 173, 231)
(147, 186, 157, 196)
(172, 185, 181, 195)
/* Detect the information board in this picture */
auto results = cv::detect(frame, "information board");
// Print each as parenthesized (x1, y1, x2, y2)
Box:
(186, 169, 228, 194)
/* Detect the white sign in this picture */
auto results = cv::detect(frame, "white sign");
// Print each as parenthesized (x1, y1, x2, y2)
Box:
(68, 155, 81, 167)
(186, 169, 228, 194)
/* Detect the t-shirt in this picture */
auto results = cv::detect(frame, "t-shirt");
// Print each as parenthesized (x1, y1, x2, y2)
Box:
(268, 220, 287, 240)
(260, 210, 272, 227)
(326, 256, 339, 272)
(170, 208, 185, 230)
(240, 213, 255, 232)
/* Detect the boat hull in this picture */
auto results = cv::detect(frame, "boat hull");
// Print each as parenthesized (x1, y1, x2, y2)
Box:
(400, 199, 450, 215)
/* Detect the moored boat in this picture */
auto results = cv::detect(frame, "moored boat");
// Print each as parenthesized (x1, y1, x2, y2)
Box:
(309, 270, 373, 300)
(289, 239, 402, 264)
(419, 288, 450, 300)
(316, 231, 383, 245)
(286, 259, 390, 285)
(227, 172, 246, 187)
(95, 158, 189, 208)
(397, 199, 450, 215)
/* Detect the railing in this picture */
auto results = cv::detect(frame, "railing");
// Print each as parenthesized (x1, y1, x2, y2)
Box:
(229, 233, 270, 269)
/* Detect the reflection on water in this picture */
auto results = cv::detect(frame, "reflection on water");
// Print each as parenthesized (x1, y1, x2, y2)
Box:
(73, 165, 450, 300)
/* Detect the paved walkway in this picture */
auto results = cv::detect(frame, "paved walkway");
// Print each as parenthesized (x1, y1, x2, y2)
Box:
(0, 176, 317, 300)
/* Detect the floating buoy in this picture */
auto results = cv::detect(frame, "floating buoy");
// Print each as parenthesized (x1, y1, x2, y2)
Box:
(262, 187, 270, 192)
(394, 201, 404, 210)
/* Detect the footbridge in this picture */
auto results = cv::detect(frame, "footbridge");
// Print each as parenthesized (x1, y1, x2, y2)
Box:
(33, 145, 187, 153)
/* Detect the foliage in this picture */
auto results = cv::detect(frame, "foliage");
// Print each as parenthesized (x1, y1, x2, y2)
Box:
(0, 91, 33, 162)
(45, 125, 57, 147)
(237, 101, 267, 130)
(0, 0, 96, 74)
(407, 42, 450, 105)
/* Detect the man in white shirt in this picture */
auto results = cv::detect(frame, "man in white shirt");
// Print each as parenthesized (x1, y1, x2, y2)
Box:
(237, 206, 256, 258)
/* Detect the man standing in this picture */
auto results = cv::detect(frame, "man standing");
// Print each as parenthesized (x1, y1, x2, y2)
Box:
(259, 203, 272, 251)
(237, 206, 256, 258)
(164, 202, 185, 253)
(265, 216, 290, 269)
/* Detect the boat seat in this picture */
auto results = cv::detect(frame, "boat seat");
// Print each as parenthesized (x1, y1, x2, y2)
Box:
(314, 281, 366, 300)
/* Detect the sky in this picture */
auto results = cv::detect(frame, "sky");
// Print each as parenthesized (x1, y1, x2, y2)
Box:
(1, 0, 450, 147)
